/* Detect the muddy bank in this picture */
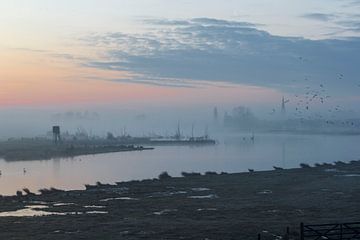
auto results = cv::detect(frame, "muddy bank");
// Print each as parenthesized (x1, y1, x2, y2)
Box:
(0, 161, 359, 239)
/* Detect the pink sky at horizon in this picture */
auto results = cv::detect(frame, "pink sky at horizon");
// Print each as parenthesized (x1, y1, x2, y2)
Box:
(0, 48, 282, 109)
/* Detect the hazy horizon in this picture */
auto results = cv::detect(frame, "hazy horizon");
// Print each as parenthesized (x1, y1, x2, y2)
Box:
(1, 0, 360, 138)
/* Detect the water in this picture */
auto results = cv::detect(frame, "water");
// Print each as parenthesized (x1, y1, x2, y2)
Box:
(0, 133, 359, 196)
(0, 204, 108, 217)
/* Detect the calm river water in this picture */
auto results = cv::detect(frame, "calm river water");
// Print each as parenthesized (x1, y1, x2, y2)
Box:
(0, 133, 359, 195)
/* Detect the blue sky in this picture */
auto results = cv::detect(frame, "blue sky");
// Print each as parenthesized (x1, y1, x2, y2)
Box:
(1, 0, 360, 40)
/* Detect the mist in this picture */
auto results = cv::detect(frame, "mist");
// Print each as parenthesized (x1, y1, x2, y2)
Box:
(1, 100, 359, 140)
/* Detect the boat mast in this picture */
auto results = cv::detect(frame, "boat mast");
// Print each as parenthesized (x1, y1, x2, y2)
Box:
(191, 123, 194, 139)
(175, 121, 181, 140)
(204, 125, 209, 139)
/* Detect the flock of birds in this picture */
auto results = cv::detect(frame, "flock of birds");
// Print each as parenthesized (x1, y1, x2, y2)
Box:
(292, 82, 335, 119)
(270, 59, 360, 128)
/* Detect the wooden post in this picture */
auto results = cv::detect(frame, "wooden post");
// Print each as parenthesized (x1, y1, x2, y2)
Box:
(340, 224, 343, 240)
(300, 222, 304, 240)
(285, 226, 290, 240)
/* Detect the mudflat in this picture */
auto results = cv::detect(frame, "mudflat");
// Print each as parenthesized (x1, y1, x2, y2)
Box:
(0, 161, 359, 239)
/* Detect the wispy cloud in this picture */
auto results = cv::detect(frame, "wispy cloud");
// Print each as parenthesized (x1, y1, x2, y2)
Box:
(79, 18, 360, 95)
(301, 11, 360, 34)
(301, 13, 337, 22)
(342, 0, 360, 7)
(336, 20, 360, 32)
(11, 47, 49, 53)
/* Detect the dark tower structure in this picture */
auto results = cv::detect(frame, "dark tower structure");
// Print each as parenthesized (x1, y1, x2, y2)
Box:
(53, 126, 61, 144)
(281, 97, 289, 115)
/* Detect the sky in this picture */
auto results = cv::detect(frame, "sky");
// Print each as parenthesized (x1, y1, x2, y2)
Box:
(0, 0, 360, 136)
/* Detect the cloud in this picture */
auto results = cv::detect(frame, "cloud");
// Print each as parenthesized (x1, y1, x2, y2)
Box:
(342, 0, 360, 7)
(87, 75, 202, 88)
(301, 11, 360, 32)
(11, 47, 87, 62)
(11, 47, 49, 53)
(336, 20, 360, 32)
(301, 13, 337, 22)
(190, 17, 259, 27)
(301, 12, 360, 34)
(81, 18, 360, 95)
(143, 18, 191, 26)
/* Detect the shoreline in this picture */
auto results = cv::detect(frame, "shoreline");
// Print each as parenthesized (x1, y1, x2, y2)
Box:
(0, 138, 216, 161)
(0, 140, 154, 161)
(0, 160, 359, 239)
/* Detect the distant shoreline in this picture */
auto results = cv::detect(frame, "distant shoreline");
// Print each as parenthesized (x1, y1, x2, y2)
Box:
(0, 137, 217, 161)
(223, 128, 360, 136)
(0, 140, 154, 161)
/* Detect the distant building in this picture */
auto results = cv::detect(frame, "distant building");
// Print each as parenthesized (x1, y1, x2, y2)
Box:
(224, 106, 257, 129)
(52, 126, 61, 144)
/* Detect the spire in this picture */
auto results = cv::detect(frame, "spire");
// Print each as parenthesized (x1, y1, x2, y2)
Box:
(213, 107, 218, 122)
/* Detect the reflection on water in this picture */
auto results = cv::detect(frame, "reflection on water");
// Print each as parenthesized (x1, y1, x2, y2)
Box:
(0, 204, 108, 217)
(0, 205, 56, 217)
(0, 133, 359, 196)
(99, 197, 139, 202)
(188, 194, 218, 199)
